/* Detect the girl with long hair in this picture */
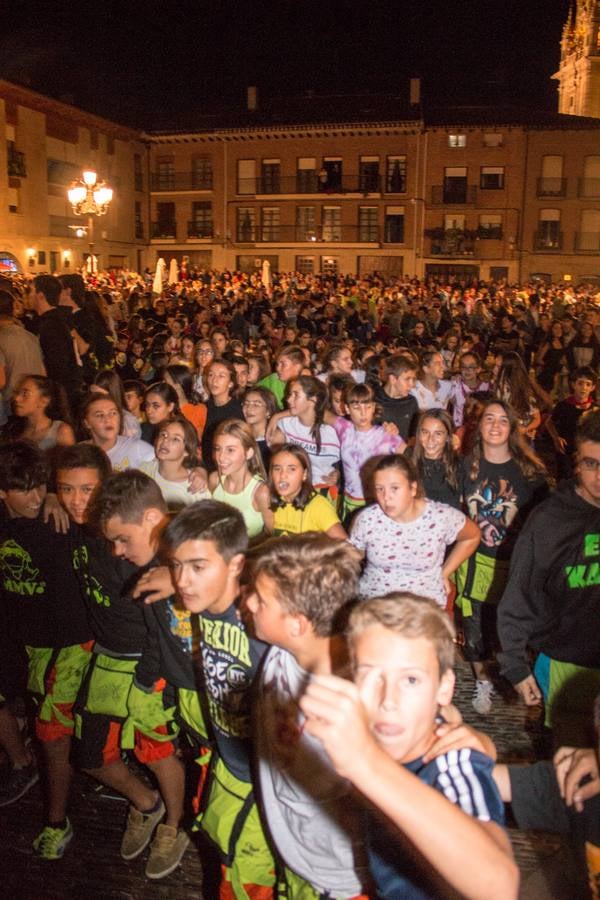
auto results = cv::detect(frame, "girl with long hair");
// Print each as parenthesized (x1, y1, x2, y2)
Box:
(534, 320, 567, 394)
(141, 381, 180, 444)
(411, 350, 452, 411)
(268, 444, 346, 538)
(241, 386, 277, 471)
(201, 359, 243, 469)
(140, 415, 209, 511)
(92, 370, 141, 439)
(81, 392, 154, 472)
(493, 350, 545, 440)
(6, 375, 75, 449)
(208, 419, 272, 539)
(456, 398, 549, 715)
(191, 340, 215, 402)
(409, 408, 460, 508)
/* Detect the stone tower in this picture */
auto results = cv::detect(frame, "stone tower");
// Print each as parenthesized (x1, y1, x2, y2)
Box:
(553, 1, 600, 118)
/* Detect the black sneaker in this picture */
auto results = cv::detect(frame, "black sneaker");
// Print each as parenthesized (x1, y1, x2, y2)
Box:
(0, 763, 39, 807)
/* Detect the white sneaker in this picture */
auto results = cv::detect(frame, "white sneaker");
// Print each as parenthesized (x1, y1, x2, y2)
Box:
(472, 679, 494, 715)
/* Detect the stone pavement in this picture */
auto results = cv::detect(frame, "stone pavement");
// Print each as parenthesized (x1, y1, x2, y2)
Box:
(0, 661, 570, 899)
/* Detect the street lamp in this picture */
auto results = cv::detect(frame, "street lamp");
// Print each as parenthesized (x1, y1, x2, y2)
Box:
(67, 170, 113, 272)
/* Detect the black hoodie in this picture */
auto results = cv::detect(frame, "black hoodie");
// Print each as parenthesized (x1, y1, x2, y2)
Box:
(497, 481, 600, 685)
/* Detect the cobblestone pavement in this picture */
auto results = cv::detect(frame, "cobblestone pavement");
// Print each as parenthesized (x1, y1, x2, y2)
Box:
(0, 661, 567, 899)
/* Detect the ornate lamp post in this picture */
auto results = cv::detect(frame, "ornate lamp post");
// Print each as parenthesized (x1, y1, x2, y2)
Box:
(67, 170, 113, 272)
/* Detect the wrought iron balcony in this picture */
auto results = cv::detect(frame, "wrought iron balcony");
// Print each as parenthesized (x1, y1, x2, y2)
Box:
(533, 230, 563, 251)
(577, 178, 600, 198)
(151, 221, 177, 239)
(7, 147, 26, 178)
(187, 221, 213, 239)
(574, 232, 600, 252)
(430, 185, 477, 204)
(150, 172, 213, 191)
(536, 177, 567, 198)
(242, 224, 381, 243)
(238, 174, 384, 196)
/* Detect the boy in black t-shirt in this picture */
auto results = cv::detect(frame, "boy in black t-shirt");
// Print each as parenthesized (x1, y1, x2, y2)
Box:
(549, 366, 598, 480)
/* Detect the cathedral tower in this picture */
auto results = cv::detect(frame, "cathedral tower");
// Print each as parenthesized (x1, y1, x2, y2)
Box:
(553, 1, 600, 117)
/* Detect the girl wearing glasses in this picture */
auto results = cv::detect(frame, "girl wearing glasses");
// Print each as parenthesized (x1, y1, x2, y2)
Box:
(241, 386, 277, 470)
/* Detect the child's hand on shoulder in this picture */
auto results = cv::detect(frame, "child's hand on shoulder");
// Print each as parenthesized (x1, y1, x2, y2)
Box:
(423, 715, 497, 764)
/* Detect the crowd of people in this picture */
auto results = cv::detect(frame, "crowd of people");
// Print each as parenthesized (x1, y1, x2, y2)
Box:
(0, 265, 598, 898)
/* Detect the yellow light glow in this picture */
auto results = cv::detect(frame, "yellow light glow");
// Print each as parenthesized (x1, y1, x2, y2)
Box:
(82, 170, 97, 186)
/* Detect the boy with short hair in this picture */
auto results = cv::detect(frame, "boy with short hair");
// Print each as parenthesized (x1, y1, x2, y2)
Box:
(375, 354, 419, 441)
(300, 592, 518, 900)
(0, 441, 94, 858)
(246, 534, 369, 899)
(162, 499, 275, 898)
(549, 366, 598, 480)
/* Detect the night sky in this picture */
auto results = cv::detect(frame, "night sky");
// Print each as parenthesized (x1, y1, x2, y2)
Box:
(0, 0, 572, 130)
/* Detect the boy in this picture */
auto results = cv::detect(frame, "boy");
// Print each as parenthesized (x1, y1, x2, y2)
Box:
(549, 366, 598, 480)
(300, 593, 518, 900)
(64, 461, 188, 879)
(258, 344, 305, 408)
(162, 499, 275, 898)
(246, 534, 369, 899)
(123, 379, 147, 422)
(0, 441, 94, 858)
(375, 354, 419, 441)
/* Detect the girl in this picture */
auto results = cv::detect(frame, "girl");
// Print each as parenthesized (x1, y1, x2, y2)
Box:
(349, 454, 479, 608)
(440, 332, 461, 376)
(269, 444, 347, 538)
(409, 408, 461, 508)
(161, 364, 207, 440)
(241, 386, 277, 471)
(7, 376, 75, 449)
(92, 370, 141, 439)
(141, 416, 209, 511)
(209, 419, 272, 539)
(142, 381, 180, 444)
(327, 381, 406, 520)
(268, 375, 341, 499)
(201, 359, 243, 469)
(192, 340, 215, 402)
(456, 399, 549, 715)
(534, 320, 567, 394)
(169, 335, 195, 368)
(81, 392, 154, 471)
(411, 350, 453, 411)
(448, 351, 490, 427)
(319, 344, 364, 384)
(494, 351, 545, 440)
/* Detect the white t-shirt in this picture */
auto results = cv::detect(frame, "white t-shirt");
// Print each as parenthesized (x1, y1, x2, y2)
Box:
(256, 646, 367, 897)
(106, 435, 155, 472)
(349, 500, 465, 606)
(278, 416, 341, 486)
(139, 458, 209, 510)
(410, 379, 452, 411)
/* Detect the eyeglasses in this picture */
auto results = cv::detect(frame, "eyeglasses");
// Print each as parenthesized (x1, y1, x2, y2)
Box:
(198, 348, 214, 356)
(579, 457, 600, 473)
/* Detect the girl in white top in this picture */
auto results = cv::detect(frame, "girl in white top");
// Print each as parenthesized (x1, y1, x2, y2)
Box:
(92, 370, 141, 439)
(140, 416, 209, 511)
(268, 375, 341, 496)
(411, 350, 452, 411)
(81, 393, 154, 472)
(349, 454, 480, 607)
(208, 419, 273, 540)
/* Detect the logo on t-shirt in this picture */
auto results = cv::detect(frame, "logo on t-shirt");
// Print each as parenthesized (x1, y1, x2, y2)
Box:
(0, 539, 45, 596)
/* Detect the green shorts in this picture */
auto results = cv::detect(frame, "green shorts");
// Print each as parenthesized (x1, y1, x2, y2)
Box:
(26, 641, 93, 742)
(534, 653, 600, 743)
(455, 551, 509, 616)
(196, 755, 275, 899)
(73, 651, 178, 769)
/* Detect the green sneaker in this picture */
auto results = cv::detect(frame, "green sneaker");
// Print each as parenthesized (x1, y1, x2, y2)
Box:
(120, 798, 165, 861)
(145, 824, 190, 880)
(33, 820, 74, 860)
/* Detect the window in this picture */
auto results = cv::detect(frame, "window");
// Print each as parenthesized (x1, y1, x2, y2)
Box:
(448, 134, 467, 148)
(6, 141, 26, 177)
(7, 185, 19, 213)
(478, 214, 502, 239)
(480, 167, 504, 190)
(444, 214, 465, 231)
(537, 209, 561, 249)
(297, 158, 317, 192)
(50, 251, 58, 272)
(539, 156, 564, 196)
(261, 207, 280, 241)
(321, 256, 339, 275)
(296, 256, 315, 274)
(135, 201, 143, 239)
(384, 206, 405, 243)
(47, 159, 79, 185)
(320, 159, 342, 192)
(443, 167, 468, 203)
(237, 159, 256, 195)
(237, 208, 256, 241)
(358, 207, 378, 241)
(322, 207, 341, 241)
(155, 202, 176, 238)
(37, 250, 47, 266)
(134, 153, 143, 192)
(157, 159, 174, 190)
(0, 252, 20, 273)
(191, 201, 213, 238)
(359, 157, 380, 192)
(483, 133, 503, 148)
(578, 209, 600, 250)
(580, 156, 600, 198)
(386, 156, 406, 193)
(192, 157, 212, 190)
(296, 206, 316, 240)
(261, 159, 280, 194)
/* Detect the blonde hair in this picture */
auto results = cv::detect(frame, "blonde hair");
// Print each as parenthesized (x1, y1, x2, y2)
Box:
(348, 593, 456, 675)
(213, 418, 267, 480)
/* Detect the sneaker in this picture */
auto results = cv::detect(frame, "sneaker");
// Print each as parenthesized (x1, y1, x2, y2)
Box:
(472, 679, 494, 716)
(145, 824, 190, 880)
(33, 819, 74, 860)
(0, 763, 39, 808)
(120, 797, 165, 861)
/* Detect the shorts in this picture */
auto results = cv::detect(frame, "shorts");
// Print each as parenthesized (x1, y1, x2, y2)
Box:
(533, 653, 600, 744)
(455, 598, 499, 663)
(73, 651, 178, 770)
(455, 552, 509, 615)
(26, 641, 93, 742)
(277, 866, 369, 900)
(196, 755, 275, 900)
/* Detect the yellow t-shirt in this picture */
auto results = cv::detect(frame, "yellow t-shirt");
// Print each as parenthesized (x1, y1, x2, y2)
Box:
(273, 493, 341, 536)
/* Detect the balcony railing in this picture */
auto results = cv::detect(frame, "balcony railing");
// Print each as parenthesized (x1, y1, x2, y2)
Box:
(150, 172, 213, 191)
(574, 232, 600, 252)
(49, 215, 79, 238)
(237, 174, 386, 196)
(187, 221, 213, 239)
(241, 225, 381, 243)
(7, 148, 26, 178)
(578, 177, 600, 198)
(151, 221, 177, 239)
(536, 177, 567, 198)
(477, 227, 503, 240)
(533, 230, 563, 251)
(430, 185, 478, 204)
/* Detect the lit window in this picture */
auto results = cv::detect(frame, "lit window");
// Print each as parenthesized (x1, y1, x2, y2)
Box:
(448, 134, 467, 148)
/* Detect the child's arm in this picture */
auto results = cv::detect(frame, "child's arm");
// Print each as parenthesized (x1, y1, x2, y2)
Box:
(265, 410, 288, 446)
(132, 566, 174, 604)
(252, 481, 274, 533)
(301, 674, 518, 900)
(441, 517, 480, 596)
